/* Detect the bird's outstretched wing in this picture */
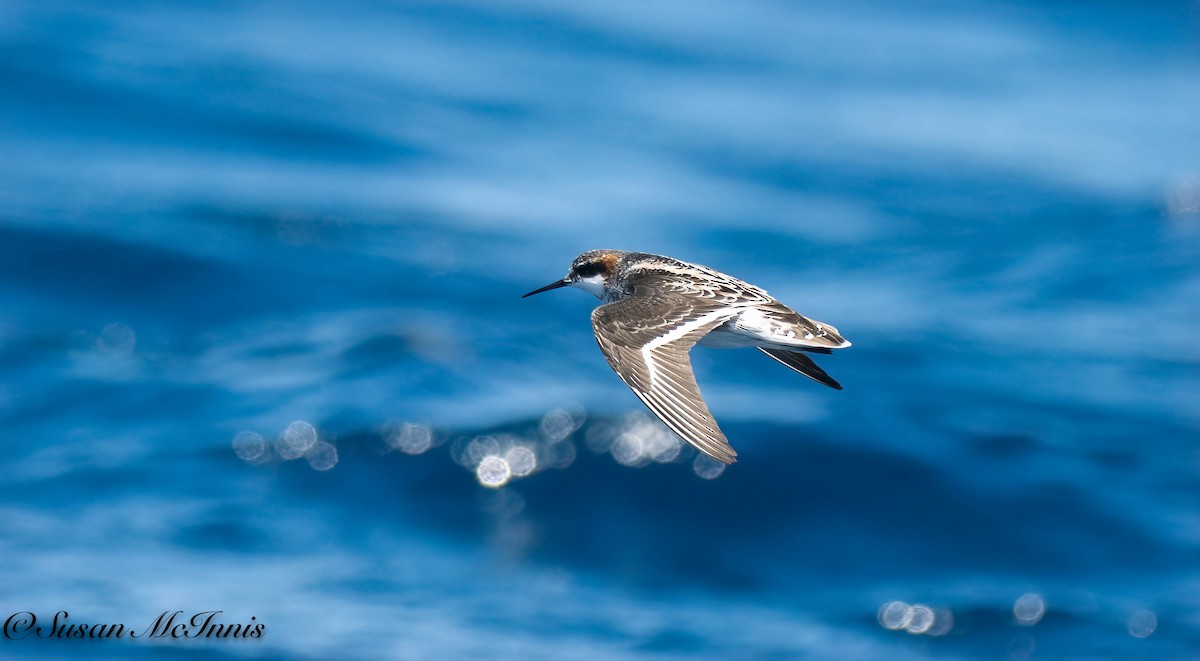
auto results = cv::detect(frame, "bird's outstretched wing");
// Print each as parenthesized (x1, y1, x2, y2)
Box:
(591, 289, 739, 464)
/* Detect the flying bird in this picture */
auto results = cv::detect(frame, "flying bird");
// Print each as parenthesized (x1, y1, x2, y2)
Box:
(522, 250, 850, 464)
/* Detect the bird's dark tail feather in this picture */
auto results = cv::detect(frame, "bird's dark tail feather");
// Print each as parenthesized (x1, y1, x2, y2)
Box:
(758, 348, 843, 390)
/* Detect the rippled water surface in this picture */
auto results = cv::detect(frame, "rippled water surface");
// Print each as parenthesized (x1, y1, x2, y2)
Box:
(2, 1, 1199, 658)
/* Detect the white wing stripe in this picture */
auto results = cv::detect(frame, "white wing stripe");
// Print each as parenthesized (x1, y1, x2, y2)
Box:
(640, 309, 731, 386)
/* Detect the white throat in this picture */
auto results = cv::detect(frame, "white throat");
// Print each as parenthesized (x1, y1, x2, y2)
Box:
(570, 275, 608, 299)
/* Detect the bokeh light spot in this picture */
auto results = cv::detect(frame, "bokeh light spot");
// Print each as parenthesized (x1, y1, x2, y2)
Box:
(506, 446, 537, 477)
(1128, 609, 1157, 638)
(904, 605, 935, 634)
(385, 422, 433, 455)
(878, 601, 948, 636)
(693, 454, 726, 480)
(606, 413, 683, 466)
(231, 431, 267, 463)
(476, 455, 512, 488)
(306, 441, 338, 471)
(1013, 593, 1045, 626)
(612, 433, 646, 466)
(878, 601, 912, 630)
(540, 406, 585, 442)
(466, 436, 504, 466)
(927, 609, 954, 637)
(276, 420, 319, 460)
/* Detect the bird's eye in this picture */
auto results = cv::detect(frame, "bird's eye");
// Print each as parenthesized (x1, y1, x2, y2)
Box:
(574, 262, 603, 278)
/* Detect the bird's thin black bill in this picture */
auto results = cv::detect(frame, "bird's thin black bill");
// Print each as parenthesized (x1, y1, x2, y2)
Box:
(522, 279, 570, 298)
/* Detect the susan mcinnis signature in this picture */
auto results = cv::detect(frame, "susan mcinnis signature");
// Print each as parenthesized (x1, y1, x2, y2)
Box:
(3, 610, 264, 641)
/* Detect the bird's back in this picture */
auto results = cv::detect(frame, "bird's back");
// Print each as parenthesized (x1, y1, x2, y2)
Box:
(611, 252, 776, 307)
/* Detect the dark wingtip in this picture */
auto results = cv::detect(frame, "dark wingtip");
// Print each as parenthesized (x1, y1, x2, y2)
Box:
(818, 374, 843, 390)
(758, 348, 843, 390)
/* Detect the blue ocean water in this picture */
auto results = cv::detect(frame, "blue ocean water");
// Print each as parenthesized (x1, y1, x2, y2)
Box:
(2, 0, 1198, 658)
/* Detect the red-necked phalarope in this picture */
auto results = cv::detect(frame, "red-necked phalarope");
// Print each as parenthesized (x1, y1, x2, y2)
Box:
(523, 250, 851, 464)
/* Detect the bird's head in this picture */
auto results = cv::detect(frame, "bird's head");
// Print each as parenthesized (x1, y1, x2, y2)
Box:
(522, 250, 623, 300)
